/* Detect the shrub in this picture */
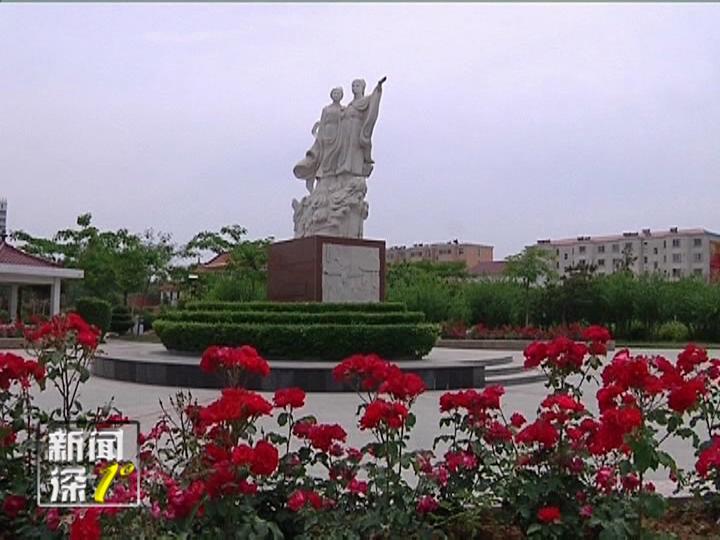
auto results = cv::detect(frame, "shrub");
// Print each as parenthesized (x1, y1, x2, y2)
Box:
(185, 301, 407, 313)
(160, 309, 425, 325)
(74, 297, 112, 335)
(153, 320, 439, 360)
(139, 309, 156, 330)
(0, 309, 9, 323)
(110, 305, 134, 335)
(657, 320, 690, 342)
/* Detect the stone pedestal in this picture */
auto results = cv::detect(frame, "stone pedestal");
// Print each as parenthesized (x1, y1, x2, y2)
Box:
(267, 236, 385, 303)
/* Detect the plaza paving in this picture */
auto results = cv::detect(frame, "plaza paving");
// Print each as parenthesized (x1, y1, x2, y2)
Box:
(7, 342, 719, 494)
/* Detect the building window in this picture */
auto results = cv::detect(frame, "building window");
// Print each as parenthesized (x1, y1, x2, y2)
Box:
(653, 247, 658, 255)
(672, 268, 682, 278)
(624, 242, 633, 250)
(458, 248, 464, 255)
(643, 256, 648, 264)
(564, 253, 568, 260)
(694, 252, 702, 262)
(597, 245, 605, 253)
(694, 268, 703, 276)
(653, 261, 658, 269)
(694, 238, 702, 247)
(579, 246, 586, 254)
(556, 262, 560, 269)
(612, 244, 619, 253)
(672, 253, 682, 263)
(672, 239, 681, 248)
(556, 249, 559, 256)
(598, 259, 605, 267)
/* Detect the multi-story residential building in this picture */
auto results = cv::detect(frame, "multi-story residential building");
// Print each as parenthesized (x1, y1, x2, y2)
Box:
(535, 227, 720, 281)
(387, 241, 494, 269)
(0, 198, 7, 238)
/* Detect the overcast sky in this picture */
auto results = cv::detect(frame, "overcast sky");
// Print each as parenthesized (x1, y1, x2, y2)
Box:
(1, 3, 719, 258)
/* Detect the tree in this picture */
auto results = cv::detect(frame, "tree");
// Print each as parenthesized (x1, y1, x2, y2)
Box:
(182, 225, 273, 302)
(504, 247, 557, 325)
(12, 214, 176, 306)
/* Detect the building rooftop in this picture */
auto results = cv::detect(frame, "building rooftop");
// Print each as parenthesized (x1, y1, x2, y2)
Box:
(198, 252, 232, 271)
(0, 241, 61, 268)
(389, 241, 493, 250)
(537, 228, 720, 247)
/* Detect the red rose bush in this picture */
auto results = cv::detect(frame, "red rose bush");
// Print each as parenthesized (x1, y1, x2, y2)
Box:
(3, 317, 720, 538)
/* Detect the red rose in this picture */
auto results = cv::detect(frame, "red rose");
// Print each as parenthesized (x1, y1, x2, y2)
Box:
(582, 325, 611, 343)
(696, 437, 720, 477)
(360, 399, 408, 430)
(379, 372, 426, 402)
(70, 509, 102, 540)
(668, 377, 706, 413)
(523, 342, 548, 369)
(348, 478, 368, 495)
(537, 505, 561, 523)
(251, 440, 279, 476)
(2, 494, 26, 519)
(510, 413, 526, 428)
(416, 496, 439, 514)
(273, 387, 306, 409)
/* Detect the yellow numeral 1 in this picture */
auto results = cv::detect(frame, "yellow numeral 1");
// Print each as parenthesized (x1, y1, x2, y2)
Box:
(94, 462, 136, 503)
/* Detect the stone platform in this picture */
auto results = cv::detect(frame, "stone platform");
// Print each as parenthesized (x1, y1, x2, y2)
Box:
(91, 341, 525, 392)
(437, 338, 616, 351)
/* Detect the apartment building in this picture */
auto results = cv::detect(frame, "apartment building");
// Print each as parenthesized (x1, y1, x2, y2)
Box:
(536, 227, 720, 281)
(387, 241, 493, 269)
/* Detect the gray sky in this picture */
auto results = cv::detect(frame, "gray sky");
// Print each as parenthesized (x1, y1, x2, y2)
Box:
(1, 3, 719, 258)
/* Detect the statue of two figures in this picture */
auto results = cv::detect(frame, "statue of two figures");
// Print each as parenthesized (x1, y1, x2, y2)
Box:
(292, 77, 386, 239)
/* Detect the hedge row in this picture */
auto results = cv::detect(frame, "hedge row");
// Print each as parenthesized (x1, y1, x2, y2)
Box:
(153, 321, 439, 360)
(183, 301, 408, 313)
(160, 310, 426, 325)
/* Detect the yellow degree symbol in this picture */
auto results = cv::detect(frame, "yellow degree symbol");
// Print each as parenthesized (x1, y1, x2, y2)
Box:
(94, 462, 136, 503)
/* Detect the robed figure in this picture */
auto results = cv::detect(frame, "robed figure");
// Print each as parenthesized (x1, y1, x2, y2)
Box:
(294, 77, 385, 187)
(292, 76, 386, 239)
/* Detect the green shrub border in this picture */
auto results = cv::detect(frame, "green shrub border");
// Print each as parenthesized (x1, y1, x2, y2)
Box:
(159, 310, 425, 325)
(153, 321, 439, 360)
(184, 301, 408, 313)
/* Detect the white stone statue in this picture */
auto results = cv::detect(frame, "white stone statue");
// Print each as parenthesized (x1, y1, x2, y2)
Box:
(292, 77, 386, 239)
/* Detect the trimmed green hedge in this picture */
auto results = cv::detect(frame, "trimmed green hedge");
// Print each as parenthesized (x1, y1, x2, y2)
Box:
(160, 310, 425, 325)
(75, 297, 112, 335)
(184, 301, 408, 313)
(153, 321, 439, 360)
(110, 306, 134, 335)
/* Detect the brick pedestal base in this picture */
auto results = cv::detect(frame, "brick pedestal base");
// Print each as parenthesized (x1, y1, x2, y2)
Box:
(267, 236, 386, 302)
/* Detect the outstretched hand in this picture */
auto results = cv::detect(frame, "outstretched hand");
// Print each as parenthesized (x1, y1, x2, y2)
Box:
(377, 76, 387, 87)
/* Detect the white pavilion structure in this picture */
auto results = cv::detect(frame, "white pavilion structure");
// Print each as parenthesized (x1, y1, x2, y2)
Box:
(0, 240, 84, 321)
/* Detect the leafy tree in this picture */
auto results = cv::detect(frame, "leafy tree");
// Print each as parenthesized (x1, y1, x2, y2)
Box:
(504, 247, 557, 325)
(181, 225, 273, 302)
(12, 214, 176, 306)
(386, 263, 469, 323)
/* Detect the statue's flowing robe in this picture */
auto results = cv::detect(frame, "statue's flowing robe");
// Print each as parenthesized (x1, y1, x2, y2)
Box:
(332, 87, 382, 178)
(293, 104, 343, 181)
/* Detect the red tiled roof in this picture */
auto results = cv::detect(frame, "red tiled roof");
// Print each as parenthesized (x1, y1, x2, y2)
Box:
(199, 252, 231, 271)
(468, 261, 507, 276)
(0, 242, 61, 268)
